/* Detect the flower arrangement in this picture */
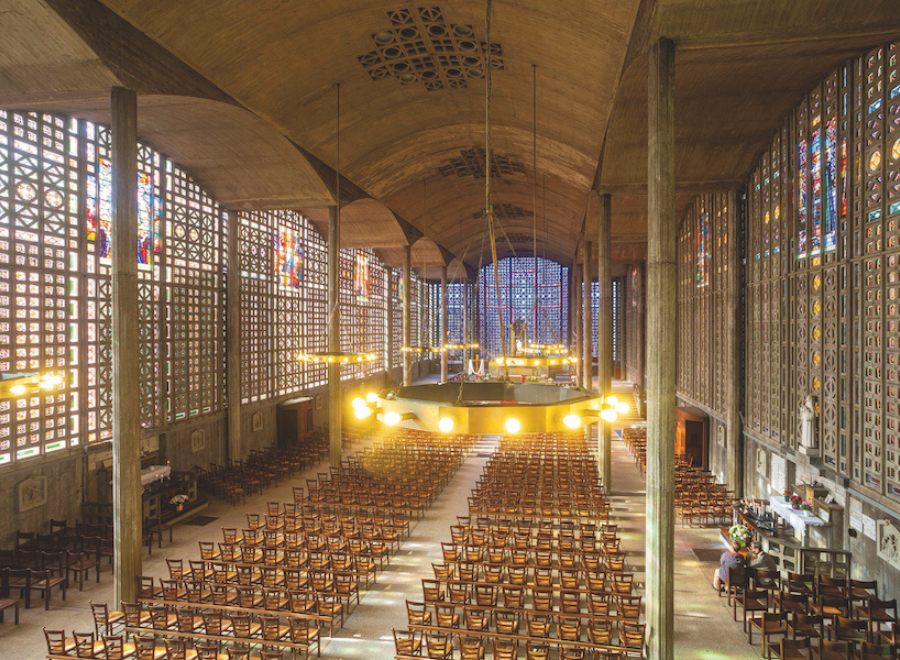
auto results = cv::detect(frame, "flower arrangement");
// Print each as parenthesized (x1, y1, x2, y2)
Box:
(783, 489, 793, 502)
(729, 524, 751, 548)
(169, 494, 189, 506)
(800, 501, 813, 512)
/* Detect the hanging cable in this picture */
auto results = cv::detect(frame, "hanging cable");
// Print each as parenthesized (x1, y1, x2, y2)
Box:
(484, 0, 508, 380)
(532, 63, 538, 346)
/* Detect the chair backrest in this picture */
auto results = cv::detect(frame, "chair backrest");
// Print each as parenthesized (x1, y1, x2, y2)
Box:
(163, 638, 189, 660)
(134, 635, 157, 660)
(43, 628, 68, 654)
(102, 635, 126, 660)
(73, 631, 97, 658)
(727, 566, 746, 586)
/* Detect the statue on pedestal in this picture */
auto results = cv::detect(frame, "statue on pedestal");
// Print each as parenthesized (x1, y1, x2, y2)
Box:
(800, 395, 817, 451)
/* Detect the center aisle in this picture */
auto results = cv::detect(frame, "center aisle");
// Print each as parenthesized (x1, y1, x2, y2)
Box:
(608, 428, 762, 659)
(321, 436, 498, 659)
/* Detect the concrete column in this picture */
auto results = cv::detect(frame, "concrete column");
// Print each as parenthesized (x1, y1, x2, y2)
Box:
(386, 266, 395, 386)
(725, 190, 744, 496)
(441, 266, 448, 381)
(402, 246, 411, 386)
(636, 262, 647, 410)
(619, 263, 629, 381)
(327, 205, 341, 469)
(597, 194, 613, 486)
(225, 211, 242, 463)
(573, 263, 582, 384)
(582, 241, 593, 390)
(110, 87, 141, 606)
(646, 37, 676, 660)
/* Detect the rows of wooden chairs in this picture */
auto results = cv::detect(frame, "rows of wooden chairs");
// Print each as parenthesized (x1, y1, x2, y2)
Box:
(724, 566, 898, 659)
(398, 432, 644, 659)
(44, 622, 317, 659)
(198, 444, 318, 505)
(296, 433, 475, 520)
(118, 431, 472, 657)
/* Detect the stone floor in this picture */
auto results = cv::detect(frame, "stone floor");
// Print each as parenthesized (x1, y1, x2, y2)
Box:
(3, 378, 762, 659)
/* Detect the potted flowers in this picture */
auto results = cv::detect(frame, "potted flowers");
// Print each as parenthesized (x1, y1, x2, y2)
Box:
(790, 493, 802, 510)
(170, 494, 189, 512)
(800, 501, 813, 512)
(783, 489, 792, 502)
(728, 524, 751, 548)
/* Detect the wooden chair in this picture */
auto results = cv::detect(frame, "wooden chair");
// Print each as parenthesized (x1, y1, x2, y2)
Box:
(134, 636, 166, 660)
(859, 642, 898, 660)
(32, 568, 66, 609)
(718, 566, 746, 607)
(748, 611, 788, 659)
(424, 631, 453, 660)
(459, 635, 485, 660)
(736, 588, 770, 631)
(767, 636, 810, 660)
(0, 567, 21, 624)
(787, 613, 823, 641)
(856, 597, 897, 636)
(393, 629, 422, 657)
(101, 635, 135, 660)
(44, 628, 75, 656)
(288, 618, 320, 660)
(810, 639, 852, 660)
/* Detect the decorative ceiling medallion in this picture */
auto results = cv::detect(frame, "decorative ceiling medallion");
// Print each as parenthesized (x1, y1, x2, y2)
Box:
(358, 6, 504, 91)
(439, 146, 525, 179)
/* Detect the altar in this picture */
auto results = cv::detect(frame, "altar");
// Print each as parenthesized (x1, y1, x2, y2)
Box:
(769, 495, 830, 547)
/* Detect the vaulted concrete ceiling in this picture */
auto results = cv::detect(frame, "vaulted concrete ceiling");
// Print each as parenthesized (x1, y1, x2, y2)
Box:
(1, 0, 899, 268)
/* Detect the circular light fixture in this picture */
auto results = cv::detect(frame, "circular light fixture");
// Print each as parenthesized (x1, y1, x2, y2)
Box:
(606, 395, 619, 407)
(600, 408, 617, 422)
(399, 74, 416, 83)
(615, 401, 629, 415)
(384, 411, 402, 426)
(10, 384, 26, 396)
(366, 392, 378, 403)
(438, 417, 454, 433)
(454, 24, 473, 37)
(563, 414, 581, 430)
(354, 406, 372, 419)
(505, 418, 521, 434)
(351, 397, 366, 410)
(374, 31, 393, 44)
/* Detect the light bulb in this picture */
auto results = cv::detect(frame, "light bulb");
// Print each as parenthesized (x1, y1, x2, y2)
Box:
(351, 397, 366, 409)
(438, 417, 454, 433)
(505, 418, 521, 434)
(615, 401, 629, 414)
(563, 414, 581, 430)
(606, 395, 618, 407)
(10, 384, 26, 396)
(366, 392, 378, 403)
(354, 406, 372, 419)
(384, 411, 401, 426)
(39, 380, 54, 390)
(600, 408, 617, 422)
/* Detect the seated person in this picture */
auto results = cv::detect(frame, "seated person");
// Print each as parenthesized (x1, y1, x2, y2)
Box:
(712, 539, 745, 591)
(748, 539, 777, 585)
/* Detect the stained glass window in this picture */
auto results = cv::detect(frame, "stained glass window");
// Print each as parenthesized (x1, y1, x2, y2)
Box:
(478, 257, 569, 358)
(696, 208, 710, 286)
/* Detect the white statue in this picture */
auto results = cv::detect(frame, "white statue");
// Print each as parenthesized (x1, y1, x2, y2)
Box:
(800, 395, 816, 449)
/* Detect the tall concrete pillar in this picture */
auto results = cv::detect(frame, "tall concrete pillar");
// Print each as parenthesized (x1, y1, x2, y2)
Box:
(597, 194, 613, 486)
(110, 87, 141, 606)
(646, 37, 676, 660)
(225, 211, 242, 463)
(573, 263, 582, 384)
(441, 266, 448, 381)
(386, 266, 395, 386)
(402, 246, 411, 386)
(725, 190, 744, 496)
(582, 241, 593, 390)
(327, 205, 341, 469)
